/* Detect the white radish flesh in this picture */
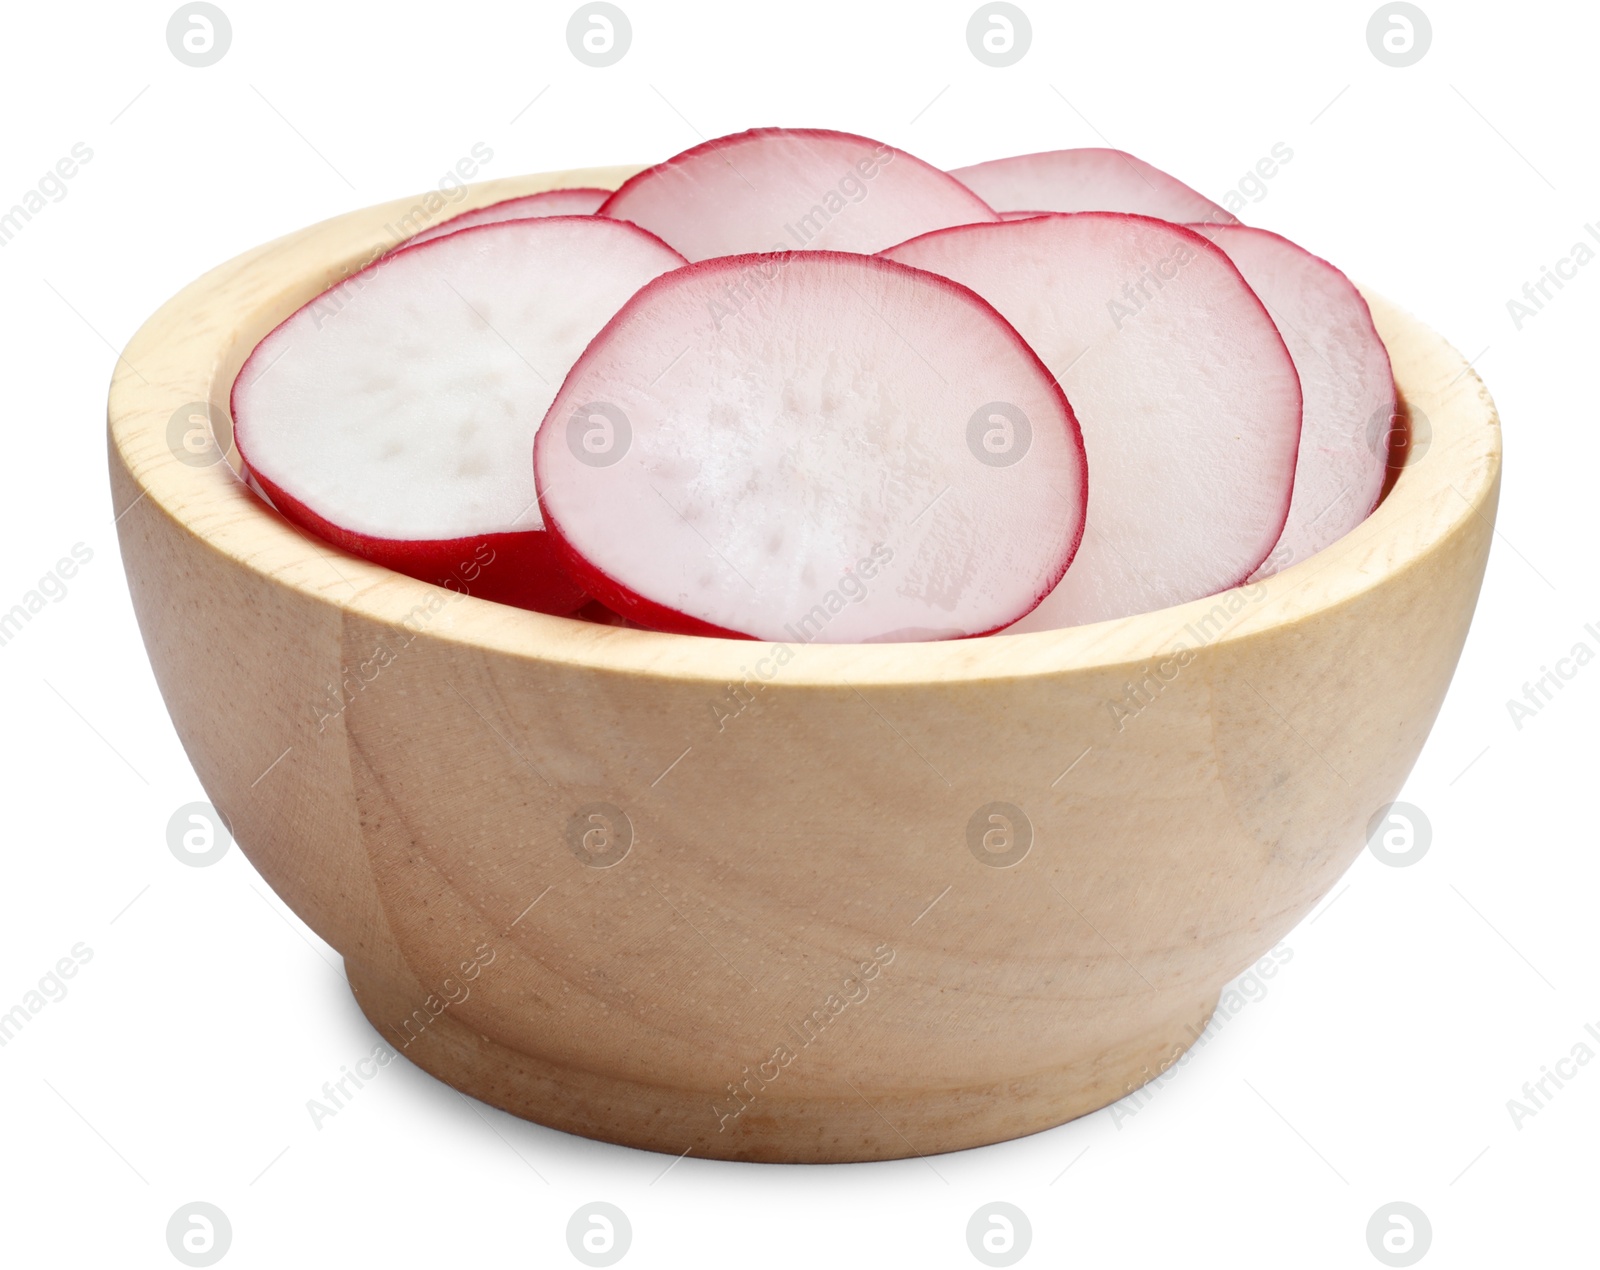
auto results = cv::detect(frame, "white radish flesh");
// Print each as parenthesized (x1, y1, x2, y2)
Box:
(232, 216, 686, 612)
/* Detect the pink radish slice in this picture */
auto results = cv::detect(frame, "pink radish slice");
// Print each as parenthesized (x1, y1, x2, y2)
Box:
(598, 128, 1001, 262)
(534, 251, 1087, 643)
(232, 216, 687, 614)
(882, 214, 1301, 631)
(951, 149, 1239, 226)
(1191, 225, 1395, 578)
(400, 187, 611, 249)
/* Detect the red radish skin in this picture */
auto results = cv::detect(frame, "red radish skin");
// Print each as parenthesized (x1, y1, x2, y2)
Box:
(951, 148, 1239, 226)
(882, 213, 1301, 631)
(1191, 224, 1396, 578)
(534, 251, 1088, 643)
(548, 537, 751, 640)
(598, 128, 1001, 262)
(571, 598, 654, 630)
(249, 468, 586, 613)
(232, 216, 686, 615)
(400, 187, 611, 250)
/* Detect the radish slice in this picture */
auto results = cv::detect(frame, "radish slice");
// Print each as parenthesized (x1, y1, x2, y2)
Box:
(400, 187, 611, 249)
(1192, 225, 1395, 577)
(534, 251, 1087, 642)
(882, 214, 1300, 631)
(951, 149, 1239, 226)
(598, 128, 1001, 262)
(232, 216, 687, 614)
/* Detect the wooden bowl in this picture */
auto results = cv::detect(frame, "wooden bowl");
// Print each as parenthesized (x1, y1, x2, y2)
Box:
(109, 168, 1501, 1163)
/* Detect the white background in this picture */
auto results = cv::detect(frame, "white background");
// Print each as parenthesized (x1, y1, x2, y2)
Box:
(1, 0, 1594, 1265)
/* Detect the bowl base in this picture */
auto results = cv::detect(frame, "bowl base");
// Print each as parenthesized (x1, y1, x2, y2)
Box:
(346, 957, 1220, 1163)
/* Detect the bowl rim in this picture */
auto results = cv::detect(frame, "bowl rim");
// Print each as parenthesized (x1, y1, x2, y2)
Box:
(108, 165, 1502, 689)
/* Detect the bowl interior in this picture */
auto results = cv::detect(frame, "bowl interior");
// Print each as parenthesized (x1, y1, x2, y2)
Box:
(109, 168, 1502, 689)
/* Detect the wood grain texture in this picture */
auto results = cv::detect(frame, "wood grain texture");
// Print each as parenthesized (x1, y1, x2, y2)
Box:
(108, 168, 1501, 1162)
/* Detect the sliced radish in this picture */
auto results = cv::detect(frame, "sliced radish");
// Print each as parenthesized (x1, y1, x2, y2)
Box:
(400, 187, 611, 249)
(233, 216, 687, 614)
(598, 128, 1001, 262)
(882, 214, 1300, 630)
(534, 251, 1087, 642)
(951, 149, 1239, 226)
(1191, 225, 1395, 577)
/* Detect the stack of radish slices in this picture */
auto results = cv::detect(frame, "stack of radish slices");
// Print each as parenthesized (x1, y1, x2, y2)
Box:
(232, 127, 1398, 643)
